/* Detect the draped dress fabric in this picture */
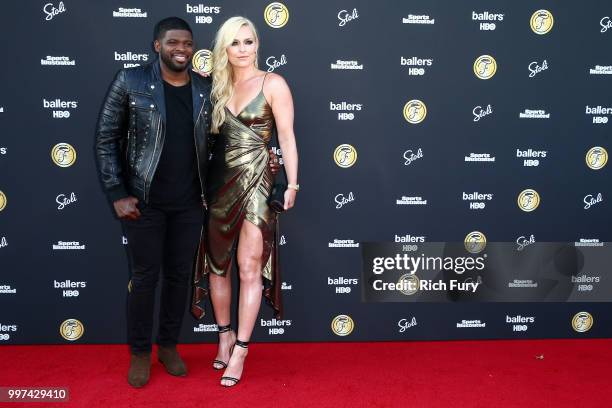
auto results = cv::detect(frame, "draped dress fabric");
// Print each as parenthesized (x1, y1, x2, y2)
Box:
(192, 78, 282, 319)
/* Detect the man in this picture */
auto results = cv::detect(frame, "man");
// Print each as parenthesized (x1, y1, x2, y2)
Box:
(95, 17, 211, 388)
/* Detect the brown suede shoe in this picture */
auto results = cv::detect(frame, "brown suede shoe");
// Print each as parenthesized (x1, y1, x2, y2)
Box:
(128, 353, 151, 388)
(158, 345, 187, 377)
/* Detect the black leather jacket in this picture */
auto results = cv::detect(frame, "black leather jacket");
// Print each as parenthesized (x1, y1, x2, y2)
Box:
(95, 59, 212, 204)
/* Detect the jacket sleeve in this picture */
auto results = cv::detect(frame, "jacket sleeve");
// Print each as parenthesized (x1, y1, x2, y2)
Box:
(95, 70, 130, 202)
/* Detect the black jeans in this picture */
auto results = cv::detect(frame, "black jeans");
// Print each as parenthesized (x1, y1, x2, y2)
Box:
(123, 203, 203, 354)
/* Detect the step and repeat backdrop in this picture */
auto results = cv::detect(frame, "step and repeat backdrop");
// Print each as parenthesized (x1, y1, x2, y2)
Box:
(1, 0, 611, 344)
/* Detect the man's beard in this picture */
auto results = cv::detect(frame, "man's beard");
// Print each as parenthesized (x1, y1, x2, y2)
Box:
(160, 50, 188, 73)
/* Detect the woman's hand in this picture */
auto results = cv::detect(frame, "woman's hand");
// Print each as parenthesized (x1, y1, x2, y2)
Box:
(284, 188, 297, 210)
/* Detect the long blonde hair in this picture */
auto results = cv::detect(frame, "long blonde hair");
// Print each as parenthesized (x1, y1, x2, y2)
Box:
(211, 16, 259, 133)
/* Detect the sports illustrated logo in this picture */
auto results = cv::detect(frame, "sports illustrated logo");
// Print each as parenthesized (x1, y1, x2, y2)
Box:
(335, 192, 355, 209)
(0, 237, 7, 249)
(115, 51, 149, 68)
(112, 8, 147, 18)
(264, 2, 289, 28)
(43, 99, 78, 119)
(506, 315, 535, 332)
(589, 65, 612, 75)
(571, 312, 593, 333)
(403, 100, 427, 124)
(404, 148, 423, 165)
(396, 196, 427, 206)
(0, 190, 6, 211)
(517, 189, 540, 212)
(194, 323, 218, 333)
(328, 239, 359, 248)
(192, 49, 213, 74)
(51, 143, 77, 167)
(0, 285, 16, 295)
(464, 153, 496, 163)
(266, 54, 287, 72)
(60, 319, 84, 341)
(54, 280, 86, 298)
(402, 15, 435, 25)
(394, 234, 426, 243)
(474, 55, 497, 79)
(43, 2, 66, 21)
(574, 238, 604, 248)
(585, 106, 612, 124)
(331, 60, 364, 70)
(400, 57, 433, 76)
(531, 10, 554, 35)
(260, 318, 292, 335)
(584, 193, 603, 210)
(601, 17, 612, 33)
(508, 279, 538, 288)
(0, 324, 18, 341)
(52, 241, 85, 250)
(516, 234, 536, 251)
(279, 235, 287, 246)
(572, 274, 601, 292)
(330, 101, 362, 121)
(56, 192, 77, 210)
(585, 147, 608, 170)
(331, 315, 354, 336)
(473, 104, 493, 122)
(328, 276, 358, 295)
(398, 317, 418, 332)
(472, 11, 504, 31)
(457, 319, 486, 328)
(186, 4, 221, 24)
(517, 149, 548, 167)
(338, 8, 358, 27)
(464, 231, 486, 254)
(528, 59, 548, 78)
(462, 191, 493, 211)
(41, 56, 75, 66)
(334, 144, 357, 168)
(519, 109, 551, 119)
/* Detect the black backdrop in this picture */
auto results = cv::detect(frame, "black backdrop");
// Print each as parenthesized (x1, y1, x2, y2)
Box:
(1, 0, 611, 344)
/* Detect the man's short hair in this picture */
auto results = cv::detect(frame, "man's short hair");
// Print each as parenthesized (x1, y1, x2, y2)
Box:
(153, 17, 193, 41)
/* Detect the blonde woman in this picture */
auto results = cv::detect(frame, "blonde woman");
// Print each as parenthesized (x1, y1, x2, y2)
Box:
(204, 16, 298, 387)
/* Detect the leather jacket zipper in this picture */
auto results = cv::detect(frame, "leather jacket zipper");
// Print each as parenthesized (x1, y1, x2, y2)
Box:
(144, 114, 162, 202)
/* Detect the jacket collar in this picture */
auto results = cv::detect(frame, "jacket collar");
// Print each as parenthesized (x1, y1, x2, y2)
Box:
(150, 58, 166, 122)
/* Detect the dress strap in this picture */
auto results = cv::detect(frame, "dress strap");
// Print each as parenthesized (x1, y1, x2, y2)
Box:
(261, 72, 269, 91)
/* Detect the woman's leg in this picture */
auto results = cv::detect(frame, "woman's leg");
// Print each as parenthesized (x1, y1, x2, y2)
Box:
(221, 220, 263, 385)
(210, 267, 235, 368)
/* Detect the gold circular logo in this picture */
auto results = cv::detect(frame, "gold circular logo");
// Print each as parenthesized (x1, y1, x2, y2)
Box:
(264, 2, 289, 28)
(51, 143, 77, 168)
(192, 49, 213, 75)
(0, 190, 6, 212)
(334, 144, 357, 168)
(571, 312, 593, 333)
(586, 147, 608, 170)
(530, 10, 554, 35)
(398, 273, 419, 296)
(517, 189, 540, 212)
(403, 100, 427, 124)
(464, 231, 487, 254)
(473, 55, 497, 80)
(331, 314, 354, 336)
(60, 319, 85, 341)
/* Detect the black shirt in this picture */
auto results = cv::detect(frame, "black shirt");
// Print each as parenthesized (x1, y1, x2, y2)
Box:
(149, 81, 201, 207)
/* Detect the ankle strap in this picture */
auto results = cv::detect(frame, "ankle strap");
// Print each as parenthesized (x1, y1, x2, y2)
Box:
(235, 339, 249, 348)
(217, 324, 232, 333)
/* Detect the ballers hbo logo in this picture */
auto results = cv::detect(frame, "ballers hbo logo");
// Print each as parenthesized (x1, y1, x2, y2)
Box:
(571, 312, 593, 333)
(192, 49, 213, 75)
(403, 100, 427, 124)
(530, 10, 554, 35)
(464, 231, 486, 254)
(585, 146, 608, 170)
(334, 144, 357, 168)
(517, 189, 540, 212)
(51, 143, 76, 168)
(0, 190, 6, 212)
(264, 2, 289, 28)
(474, 55, 497, 79)
(59, 319, 84, 341)
(331, 314, 354, 336)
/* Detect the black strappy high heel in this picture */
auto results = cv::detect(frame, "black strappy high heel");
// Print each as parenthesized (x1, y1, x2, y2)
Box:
(212, 324, 236, 370)
(220, 339, 248, 387)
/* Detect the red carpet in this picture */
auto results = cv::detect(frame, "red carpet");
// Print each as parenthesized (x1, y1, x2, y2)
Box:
(0, 340, 610, 407)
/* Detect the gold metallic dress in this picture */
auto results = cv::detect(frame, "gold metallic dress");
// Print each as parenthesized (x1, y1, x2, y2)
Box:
(192, 85, 282, 319)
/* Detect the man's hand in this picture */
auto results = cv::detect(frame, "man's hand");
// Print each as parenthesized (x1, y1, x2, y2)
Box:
(268, 148, 281, 176)
(113, 196, 141, 220)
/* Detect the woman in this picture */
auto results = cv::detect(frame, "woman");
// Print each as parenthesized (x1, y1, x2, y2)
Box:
(205, 16, 298, 387)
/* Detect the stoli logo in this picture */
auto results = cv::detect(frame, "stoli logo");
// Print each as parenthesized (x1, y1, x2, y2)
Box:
(44, 2, 66, 21)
